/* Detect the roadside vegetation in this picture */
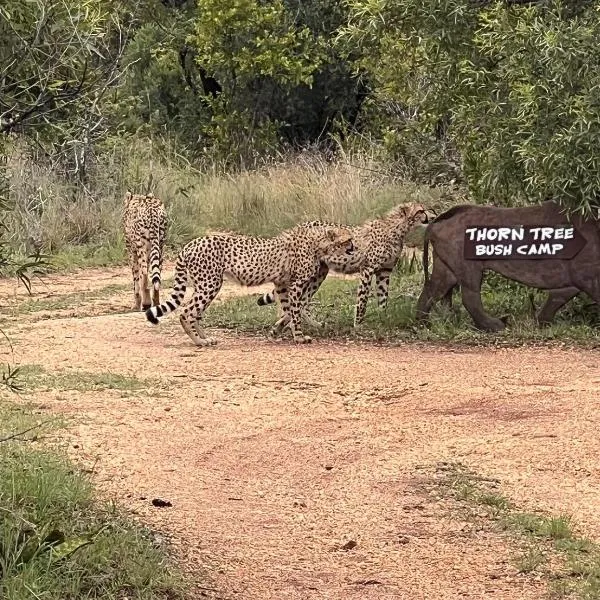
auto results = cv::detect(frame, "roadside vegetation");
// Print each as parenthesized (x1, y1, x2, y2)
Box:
(0, 401, 186, 600)
(431, 461, 600, 598)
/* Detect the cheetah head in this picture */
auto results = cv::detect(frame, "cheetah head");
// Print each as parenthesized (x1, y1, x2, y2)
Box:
(319, 227, 356, 258)
(387, 202, 432, 224)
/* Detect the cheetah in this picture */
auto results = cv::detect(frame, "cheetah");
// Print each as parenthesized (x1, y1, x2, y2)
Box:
(258, 203, 429, 328)
(122, 191, 167, 311)
(145, 224, 355, 346)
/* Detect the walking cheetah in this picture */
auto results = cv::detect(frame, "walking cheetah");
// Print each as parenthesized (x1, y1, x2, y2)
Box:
(145, 224, 355, 346)
(122, 191, 167, 311)
(258, 203, 429, 327)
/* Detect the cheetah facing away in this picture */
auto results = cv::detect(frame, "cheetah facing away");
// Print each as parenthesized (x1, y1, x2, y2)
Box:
(145, 224, 355, 346)
(122, 191, 167, 311)
(258, 203, 430, 327)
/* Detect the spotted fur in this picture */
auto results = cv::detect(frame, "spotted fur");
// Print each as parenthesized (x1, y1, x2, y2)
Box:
(122, 191, 167, 310)
(257, 203, 429, 327)
(145, 224, 355, 346)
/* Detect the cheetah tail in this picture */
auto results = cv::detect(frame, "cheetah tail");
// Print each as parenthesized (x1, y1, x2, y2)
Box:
(422, 225, 431, 283)
(145, 253, 187, 324)
(149, 239, 162, 291)
(257, 290, 277, 306)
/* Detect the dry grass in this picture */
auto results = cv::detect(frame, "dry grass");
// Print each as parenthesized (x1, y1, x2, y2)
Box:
(5, 139, 449, 268)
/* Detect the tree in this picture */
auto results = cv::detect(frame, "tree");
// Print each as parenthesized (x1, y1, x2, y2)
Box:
(1, 0, 137, 180)
(341, 0, 600, 214)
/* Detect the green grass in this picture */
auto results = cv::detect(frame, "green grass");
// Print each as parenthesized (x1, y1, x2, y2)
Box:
(432, 461, 600, 597)
(49, 241, 129, 271)
(13, 284, 130, 315)
(201, 261, 600, 347)
(514, 546, 547, 574)
(0, 403, 185, 600)
(15, 364, 159, 394)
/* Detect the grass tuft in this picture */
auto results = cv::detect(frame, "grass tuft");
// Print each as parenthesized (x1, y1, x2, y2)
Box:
(17, 364, 158, 393)
(0, 404, 185, 600)
(431, 461, 600, 599)
(514, 546, 547, 574)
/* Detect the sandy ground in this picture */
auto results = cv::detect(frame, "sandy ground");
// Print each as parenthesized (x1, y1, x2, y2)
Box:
(1, 265, 599, 599)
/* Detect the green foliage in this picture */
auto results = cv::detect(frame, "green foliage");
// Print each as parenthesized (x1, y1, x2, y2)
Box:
(340, 0, 600, 213)
(0, 0, 133, 154)
(192, 0, 320, 87)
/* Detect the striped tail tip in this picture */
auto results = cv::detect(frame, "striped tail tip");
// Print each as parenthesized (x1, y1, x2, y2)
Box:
(146, 306, 161, 325)
(257, 292, 275, 306)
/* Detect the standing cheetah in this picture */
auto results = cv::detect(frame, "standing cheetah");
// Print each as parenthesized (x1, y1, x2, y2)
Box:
(257, 203, 429, 327)
(145, 224, 355, 346)
(122, 191, 167, 310)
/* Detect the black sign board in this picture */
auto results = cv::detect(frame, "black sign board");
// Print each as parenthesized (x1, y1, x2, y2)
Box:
(464, 225, 586, 260)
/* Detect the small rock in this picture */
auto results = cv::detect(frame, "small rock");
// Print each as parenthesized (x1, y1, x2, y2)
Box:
(397, 536, 410, 545)
(164, 407, 171, 412)
(324, 465, 334, 471)
(341, 540, 357, 551)
(151, 498, 172, 508)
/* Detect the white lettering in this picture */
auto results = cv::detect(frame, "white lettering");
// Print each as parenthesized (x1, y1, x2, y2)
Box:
(529, 227, 542, 240)
(517, 245, 528, 255)
(487, 228, 498, 241)
(552, 243, 563, 254)
(554, 227, 564, 240)
(476, 228, 487, 241)
(541, 227, 554, 241)
(535, 243, 552, 254)
(498, 227, 511, 241)
(564, 227, 574, 240)
(512, 227, 524, 241)
(465, 228, 478, 241)
(502, 244, 513, 256)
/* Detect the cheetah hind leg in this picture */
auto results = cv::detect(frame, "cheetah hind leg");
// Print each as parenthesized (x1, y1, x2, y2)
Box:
(128, 250, 142, 311)
(179, 281, 221, 347)
(271, 308, 323, 331)
(179, 314, 217, 347)
(152, 286, 160, 307)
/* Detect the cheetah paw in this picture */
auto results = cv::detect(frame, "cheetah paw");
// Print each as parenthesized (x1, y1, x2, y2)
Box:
(195, 337, 217, 347)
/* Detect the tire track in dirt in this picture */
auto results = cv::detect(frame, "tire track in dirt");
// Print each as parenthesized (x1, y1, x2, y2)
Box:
(1, 268, 599, 599)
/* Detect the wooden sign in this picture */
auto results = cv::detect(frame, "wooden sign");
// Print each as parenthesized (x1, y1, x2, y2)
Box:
(464, 225, 586, 260)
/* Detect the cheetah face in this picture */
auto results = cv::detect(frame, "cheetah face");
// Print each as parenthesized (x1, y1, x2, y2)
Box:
(321, 228, 356, 257)
(405, 203, 431, 224)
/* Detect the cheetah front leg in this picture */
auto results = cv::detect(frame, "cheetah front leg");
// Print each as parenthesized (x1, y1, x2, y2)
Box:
(374, 267, 393, 310)
(270, 286, 290, 336)
(299, 263, 328, 328)
(354, 269, 375, 327)
(271, 277, 322, 335)
(286, 280, 313, 343)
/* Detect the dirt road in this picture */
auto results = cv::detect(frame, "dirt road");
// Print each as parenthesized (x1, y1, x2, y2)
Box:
(1, 265, 599, 599)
